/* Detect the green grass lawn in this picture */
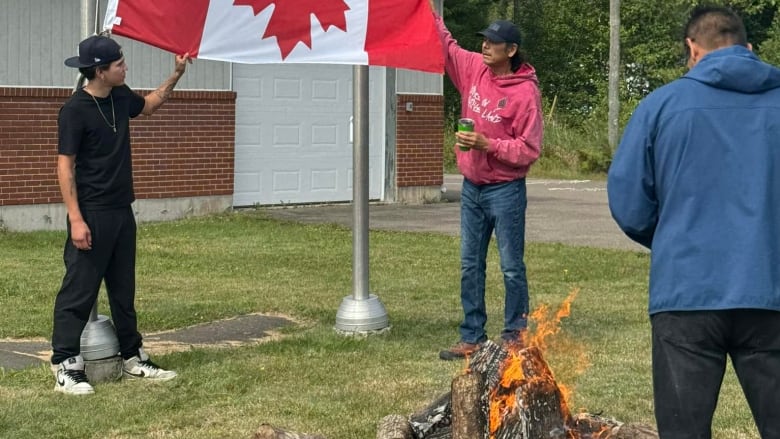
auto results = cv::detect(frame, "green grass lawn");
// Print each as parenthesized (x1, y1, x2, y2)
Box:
(0, 212, 759, 438)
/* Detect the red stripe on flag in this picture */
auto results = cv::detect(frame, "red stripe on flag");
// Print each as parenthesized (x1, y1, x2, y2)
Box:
(365, 0, 443, 73)
(111, 0, 210, 57)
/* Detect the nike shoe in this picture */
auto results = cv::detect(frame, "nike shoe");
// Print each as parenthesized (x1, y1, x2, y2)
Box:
(54, 355, 94, 395)
(122, 348, 177, 381)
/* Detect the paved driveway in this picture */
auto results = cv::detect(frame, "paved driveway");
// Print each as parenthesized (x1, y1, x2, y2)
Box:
(262, 175, 646, 252)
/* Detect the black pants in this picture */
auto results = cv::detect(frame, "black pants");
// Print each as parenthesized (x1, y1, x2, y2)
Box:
(51, 207, 142, 364)
(651, 310, 780, 439)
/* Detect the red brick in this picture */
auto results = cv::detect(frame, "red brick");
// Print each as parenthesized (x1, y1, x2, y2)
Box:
(0, 87, 236, 206)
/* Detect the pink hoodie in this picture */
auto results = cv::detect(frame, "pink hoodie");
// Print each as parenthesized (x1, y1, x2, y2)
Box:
(435, 14, 543, 185)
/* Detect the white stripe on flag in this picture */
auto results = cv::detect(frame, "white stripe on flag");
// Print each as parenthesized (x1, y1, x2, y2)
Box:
(198, 0, 369, 65)
(103, 0, 120, 31)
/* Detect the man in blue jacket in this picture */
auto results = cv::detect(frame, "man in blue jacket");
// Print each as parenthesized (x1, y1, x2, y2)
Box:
(608, 6, 780, 438)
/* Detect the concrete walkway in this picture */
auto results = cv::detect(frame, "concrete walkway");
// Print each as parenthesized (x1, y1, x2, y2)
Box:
(1, 175, 643, 371)
(0, 314, 295, 371)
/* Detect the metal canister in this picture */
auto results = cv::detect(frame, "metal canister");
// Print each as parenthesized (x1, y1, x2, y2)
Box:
(457, 118, 474, 151)
(458, 118, 474, 132)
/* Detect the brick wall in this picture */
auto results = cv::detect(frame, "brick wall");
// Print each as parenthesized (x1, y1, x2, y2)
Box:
(0, 87, 235, 207)
(1, 88, 442, 208)
(395, 94, 444, 188)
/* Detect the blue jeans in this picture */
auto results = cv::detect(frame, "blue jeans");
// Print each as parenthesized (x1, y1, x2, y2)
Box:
(459, 178, 529, 344)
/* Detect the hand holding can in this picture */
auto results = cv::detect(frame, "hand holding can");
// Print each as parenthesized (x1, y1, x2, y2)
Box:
(457, 118, 474, 151)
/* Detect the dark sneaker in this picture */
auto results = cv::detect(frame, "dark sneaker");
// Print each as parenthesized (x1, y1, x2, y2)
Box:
(122, 348, 177, 381)
(439, 341, 481, 361)
(54, 355, 94, 395)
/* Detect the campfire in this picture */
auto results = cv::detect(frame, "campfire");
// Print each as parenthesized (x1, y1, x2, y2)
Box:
(376, 288, 659, 439)
(253, 288, 659, 439)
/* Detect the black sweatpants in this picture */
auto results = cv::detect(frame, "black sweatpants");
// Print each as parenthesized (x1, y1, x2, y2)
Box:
(51, 207, 142, 364)
(651, 310, 780, 439)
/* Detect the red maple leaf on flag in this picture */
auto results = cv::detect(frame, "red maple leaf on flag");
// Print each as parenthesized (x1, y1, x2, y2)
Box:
(233, 0, 350, 59)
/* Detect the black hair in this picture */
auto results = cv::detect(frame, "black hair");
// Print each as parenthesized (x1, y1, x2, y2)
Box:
(511, 48, 528, 72)
(684, 5, 747, 50)
(78, 63, 111, 81)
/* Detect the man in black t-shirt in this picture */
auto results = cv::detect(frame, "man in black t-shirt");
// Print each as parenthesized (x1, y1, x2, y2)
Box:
(53, 35, 190, 395)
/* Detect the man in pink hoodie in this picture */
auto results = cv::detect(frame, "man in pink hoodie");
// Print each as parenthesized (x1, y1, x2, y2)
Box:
(434, 13, 543, 360)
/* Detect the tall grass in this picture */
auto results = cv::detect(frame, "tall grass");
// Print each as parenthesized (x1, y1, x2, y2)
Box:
(533, 116, 612, 179)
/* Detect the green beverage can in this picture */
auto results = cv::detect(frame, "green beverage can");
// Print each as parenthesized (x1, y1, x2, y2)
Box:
(457, 118, 474, 151)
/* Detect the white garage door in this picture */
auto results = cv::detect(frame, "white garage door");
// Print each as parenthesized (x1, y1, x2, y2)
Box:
(232, 64, 385, 207)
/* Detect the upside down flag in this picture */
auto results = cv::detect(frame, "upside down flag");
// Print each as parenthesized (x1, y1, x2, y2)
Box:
(103, 0, 444, 73)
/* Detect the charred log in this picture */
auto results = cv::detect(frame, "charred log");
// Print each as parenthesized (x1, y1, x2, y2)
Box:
(612, 423, 659, 439)
(569, 413, 621, 438)
(377, 414, 414, 439)
(488, 346, 569, 439)
(385, 341, 658, 439)
(468, 340, 509, 388)
(409, 391, 452, 439)
(570, 413, 659, 439)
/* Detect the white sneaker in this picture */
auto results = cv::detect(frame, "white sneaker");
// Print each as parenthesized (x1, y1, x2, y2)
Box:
(122, 348, 177, 381)
(54, 356, 94, 395)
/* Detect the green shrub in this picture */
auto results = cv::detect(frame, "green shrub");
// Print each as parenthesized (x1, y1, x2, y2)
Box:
(443, 115, 458, 174)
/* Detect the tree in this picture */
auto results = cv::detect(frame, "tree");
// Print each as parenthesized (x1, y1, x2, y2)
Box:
(441, 0, 495, 125)
(758, 11, 780, 65)
(441, 0, 779, 129)
(608, 0, 621, 152)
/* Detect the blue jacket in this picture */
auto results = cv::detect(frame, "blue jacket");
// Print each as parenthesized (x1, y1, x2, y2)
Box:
(607, 45, 780, 314)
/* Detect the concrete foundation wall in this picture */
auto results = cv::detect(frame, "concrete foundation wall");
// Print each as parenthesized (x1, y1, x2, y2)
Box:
(0, 195, 233, 232)
(395, 186, 442, 205)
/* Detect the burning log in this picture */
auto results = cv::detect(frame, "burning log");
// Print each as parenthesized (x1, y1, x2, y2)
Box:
(468, 339, 509, 387)
(569, 413, 621, 438)
(487, 345, 570, 439)
(383, 340, 658, 439)
(460, 341, 570, 439)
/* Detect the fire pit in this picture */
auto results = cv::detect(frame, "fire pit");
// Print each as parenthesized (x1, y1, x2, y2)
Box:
(376, 339, 658, 439)
(252, 289, 659, 439)
(377, 289, 659, 439)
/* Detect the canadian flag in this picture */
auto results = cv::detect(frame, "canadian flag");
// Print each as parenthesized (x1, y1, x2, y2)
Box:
(103, 0, 443, 74)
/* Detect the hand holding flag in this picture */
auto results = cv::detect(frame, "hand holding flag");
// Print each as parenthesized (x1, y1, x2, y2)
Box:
(175, 53, 193, 77)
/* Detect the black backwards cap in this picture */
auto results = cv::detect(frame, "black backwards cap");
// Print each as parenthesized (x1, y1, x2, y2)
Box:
(64, 35, 123, 68)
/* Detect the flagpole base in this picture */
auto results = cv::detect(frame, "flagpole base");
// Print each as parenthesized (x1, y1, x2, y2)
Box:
(334, 294, 389, 333)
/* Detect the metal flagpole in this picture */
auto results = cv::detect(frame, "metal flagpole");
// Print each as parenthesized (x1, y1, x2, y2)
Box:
(334, 65, 389, 333)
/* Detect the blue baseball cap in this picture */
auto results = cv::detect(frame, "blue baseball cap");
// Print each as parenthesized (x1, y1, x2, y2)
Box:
(478, 20, 521, 45)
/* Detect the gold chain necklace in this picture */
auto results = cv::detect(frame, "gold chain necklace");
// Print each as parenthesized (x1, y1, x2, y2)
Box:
(89, 92, 116, 133)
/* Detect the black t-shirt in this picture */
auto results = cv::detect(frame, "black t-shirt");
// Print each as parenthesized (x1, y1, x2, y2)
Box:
(58, 85, 145, 210)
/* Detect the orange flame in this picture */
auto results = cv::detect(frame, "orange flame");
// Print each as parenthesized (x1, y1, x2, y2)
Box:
(528, 288, 579, 350)
(528, 288, 584, 413)
(595, 424, 613, 438)
(488, 288, 582, 438)
(488, 350, 525, 436)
